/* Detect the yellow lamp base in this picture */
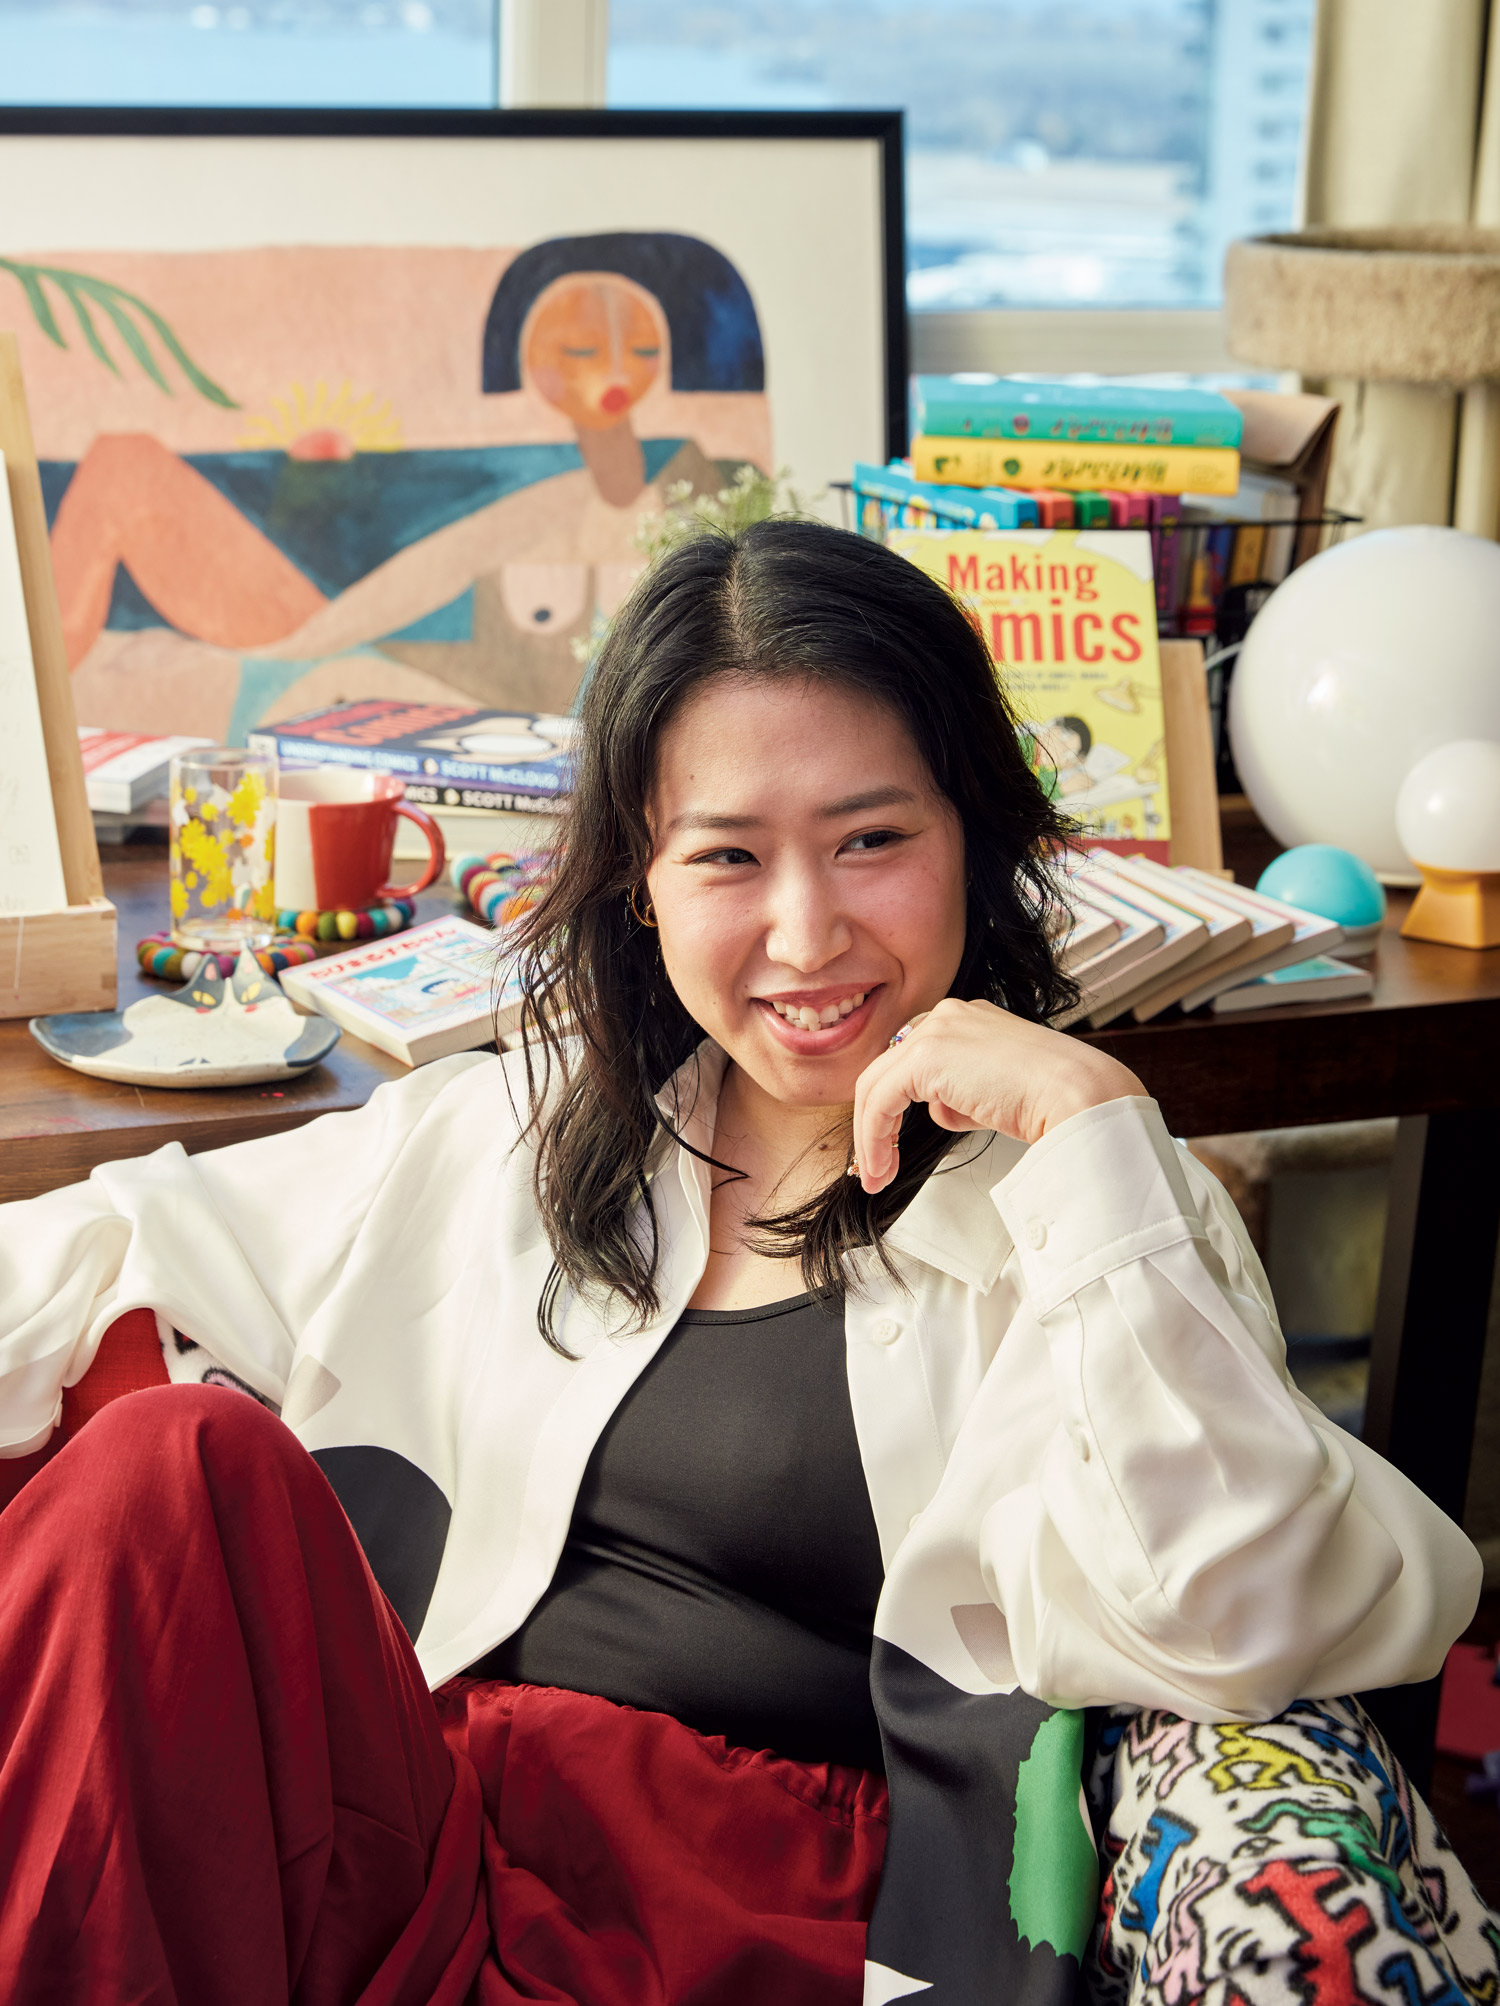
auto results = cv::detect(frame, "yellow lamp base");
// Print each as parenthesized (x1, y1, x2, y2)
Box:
(1400, 865, 1500, 949)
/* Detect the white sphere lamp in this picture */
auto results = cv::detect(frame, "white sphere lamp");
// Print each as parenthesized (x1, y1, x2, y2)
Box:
(1228, 526, 1500, 880)
(1396, 738, 1500, 949)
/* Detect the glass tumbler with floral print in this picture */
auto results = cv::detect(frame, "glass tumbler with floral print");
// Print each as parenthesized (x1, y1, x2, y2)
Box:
(169, 748, 278, 952)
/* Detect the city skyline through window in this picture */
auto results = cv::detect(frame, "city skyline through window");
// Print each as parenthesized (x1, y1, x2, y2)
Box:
(1, 0, 1313, 310)
(610, 0, 1315, 311)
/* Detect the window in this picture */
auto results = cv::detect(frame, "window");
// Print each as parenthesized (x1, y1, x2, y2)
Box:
(608, 0, 1315, 317)
(3, 0, 1315, 371)
(1, 0, 496, 106)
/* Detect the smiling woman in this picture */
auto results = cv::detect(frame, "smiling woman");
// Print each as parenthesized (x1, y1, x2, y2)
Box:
(508, 516, 1100, 1333)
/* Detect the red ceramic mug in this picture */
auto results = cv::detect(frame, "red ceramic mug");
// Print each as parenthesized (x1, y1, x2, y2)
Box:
(273, 768, 445, 912)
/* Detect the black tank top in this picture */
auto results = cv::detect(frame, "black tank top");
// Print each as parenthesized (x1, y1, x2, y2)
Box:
(469, 1293, 887, 1771)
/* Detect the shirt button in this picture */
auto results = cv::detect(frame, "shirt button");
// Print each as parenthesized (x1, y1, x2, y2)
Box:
(873, 1317, 901, 1345)
(1025, 1219, 1048, 1251)
(1077, 1431, 1093, 1463)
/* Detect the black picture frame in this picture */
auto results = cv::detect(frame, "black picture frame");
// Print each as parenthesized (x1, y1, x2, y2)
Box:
(0, 104, 909, 458)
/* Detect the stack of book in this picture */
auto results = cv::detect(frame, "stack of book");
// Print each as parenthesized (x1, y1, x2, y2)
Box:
(79, 726, 213, 841)
(856, 376, 1307, 648)
(909, 376, 1243, 501)
(1054, 851, 1374, 1027)
(247, 700, 570, 862)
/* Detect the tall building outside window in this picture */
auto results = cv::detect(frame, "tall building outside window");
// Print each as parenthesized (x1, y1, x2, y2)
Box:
(2, 0, 1312, 328)
(609, 0, 1315, 315)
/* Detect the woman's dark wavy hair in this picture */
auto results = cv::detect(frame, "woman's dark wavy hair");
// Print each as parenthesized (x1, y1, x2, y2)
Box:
(511, 517, 1077, 1350)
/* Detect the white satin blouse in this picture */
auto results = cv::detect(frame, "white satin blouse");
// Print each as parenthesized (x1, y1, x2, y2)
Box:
(0, 1040, 1479, 1719)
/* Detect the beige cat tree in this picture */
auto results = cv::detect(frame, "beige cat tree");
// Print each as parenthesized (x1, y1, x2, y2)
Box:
(1224, 224, 1500, 534)
(0, 332, 116, 1019)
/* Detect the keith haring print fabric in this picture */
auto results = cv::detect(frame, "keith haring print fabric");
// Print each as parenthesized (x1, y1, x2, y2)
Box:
(1084, 1696, 1500, 2004)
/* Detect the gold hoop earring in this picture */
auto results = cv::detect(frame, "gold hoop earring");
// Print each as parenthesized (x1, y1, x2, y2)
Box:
(629, 884, 658, 928)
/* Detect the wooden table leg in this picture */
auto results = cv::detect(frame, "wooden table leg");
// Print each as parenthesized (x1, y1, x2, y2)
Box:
(1356, 1109, 1500, 1795)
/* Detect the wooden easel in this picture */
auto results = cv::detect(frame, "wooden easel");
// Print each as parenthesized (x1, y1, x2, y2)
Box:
(0, 333, 116, 1018)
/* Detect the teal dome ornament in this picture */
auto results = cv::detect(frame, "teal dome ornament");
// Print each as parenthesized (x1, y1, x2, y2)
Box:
(1258, 844, 1387, 952)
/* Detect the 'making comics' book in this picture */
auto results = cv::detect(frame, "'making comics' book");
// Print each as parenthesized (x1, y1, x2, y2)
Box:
(890, 525, 1171, 861)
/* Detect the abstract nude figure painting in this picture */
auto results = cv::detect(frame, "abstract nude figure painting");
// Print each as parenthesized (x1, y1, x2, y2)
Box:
(3, 234, 771, 741)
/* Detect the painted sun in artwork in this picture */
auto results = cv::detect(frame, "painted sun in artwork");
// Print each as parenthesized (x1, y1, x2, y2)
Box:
(238, 379, 403, 460)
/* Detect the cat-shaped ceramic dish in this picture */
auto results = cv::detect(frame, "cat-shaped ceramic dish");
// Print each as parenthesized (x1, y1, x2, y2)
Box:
(30, 951, 340, 1088)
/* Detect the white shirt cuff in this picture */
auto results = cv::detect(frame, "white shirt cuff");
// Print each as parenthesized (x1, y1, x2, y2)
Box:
(990, 1096, 1205, 1316)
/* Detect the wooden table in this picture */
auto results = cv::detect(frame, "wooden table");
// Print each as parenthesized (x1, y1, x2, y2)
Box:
(6, 837, 1498, 1780)
(0, 840, 456, 1205)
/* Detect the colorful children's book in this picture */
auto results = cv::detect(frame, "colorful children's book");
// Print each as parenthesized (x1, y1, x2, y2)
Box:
(1051, 862, 1362, 1026)
(1124, 867, 1295, 1021)
(912, 435, 1241, 498)
(1051, 876, 1166, 1028)
(1211, 954, 1373, 1013)
(248, 701, 577, 814)
(278, 914, 524, 1066)
(852, 463, 1036, 531)
(890, 525, 1173, 860)
(1174, 879, 1344, 1012)
(1149, 493, 1183, 622)
(1104, 491, 1152, 529)
(1055, 897, 1120, 971)
(1065, 856, 1208, 1026)
(78, 727, 213, 813)
(909, 378, 1244, 450)
(1088, 853, 1252, 1015)
(1031, 489, 1074, 527)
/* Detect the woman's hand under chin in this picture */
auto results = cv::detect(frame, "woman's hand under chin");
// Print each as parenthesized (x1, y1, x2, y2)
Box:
(851, 997, 1146, 1194)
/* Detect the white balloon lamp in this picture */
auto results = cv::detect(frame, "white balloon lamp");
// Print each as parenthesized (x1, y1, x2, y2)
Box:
(1395, 738, 1500, 949)
(1228, 526, 1500, 880)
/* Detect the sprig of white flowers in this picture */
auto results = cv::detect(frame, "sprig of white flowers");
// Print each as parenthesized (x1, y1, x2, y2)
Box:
(571, 464, 818, 674)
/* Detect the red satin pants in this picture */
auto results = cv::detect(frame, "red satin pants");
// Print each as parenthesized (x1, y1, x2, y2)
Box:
(0, 1387, 888, 2004)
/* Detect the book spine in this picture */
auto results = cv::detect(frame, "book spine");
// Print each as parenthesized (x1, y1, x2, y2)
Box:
(247, 730, 568, 802)
(852, 464, 1031, 530)
(1031, 489, 1074, 527)
(912, 436, 1241, 497)
(1228, 524, 1268, 586)
(1181, 526, 1234, 637)
(400, 780, 559, 815)
(910, 383, 1242, 449)
(84, 781, 134, 815)
(1150, 496, 1183, 621)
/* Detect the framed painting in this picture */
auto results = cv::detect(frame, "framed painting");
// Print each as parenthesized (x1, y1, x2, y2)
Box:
(0, 107, 905, 742)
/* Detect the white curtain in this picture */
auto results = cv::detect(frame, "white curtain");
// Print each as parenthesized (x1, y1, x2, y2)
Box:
(1301, 0, 1500, 533)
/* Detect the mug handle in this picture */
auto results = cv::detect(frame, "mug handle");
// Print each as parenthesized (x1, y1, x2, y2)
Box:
(378, 802, 447, 900)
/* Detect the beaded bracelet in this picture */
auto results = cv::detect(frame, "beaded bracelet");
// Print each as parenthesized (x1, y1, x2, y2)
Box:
(451, 852, 550, 929)
(136, 933, 322, 983)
